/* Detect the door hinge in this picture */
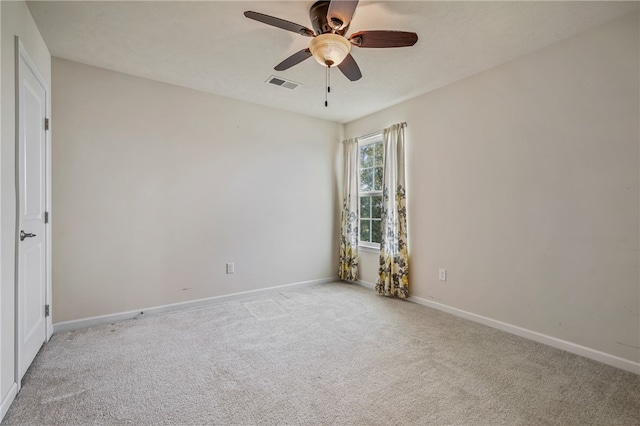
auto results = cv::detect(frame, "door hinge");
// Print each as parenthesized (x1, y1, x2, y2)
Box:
(44, 118, 50, 131)
(44, 211, 49, 224)
(45, 304, 50, 317)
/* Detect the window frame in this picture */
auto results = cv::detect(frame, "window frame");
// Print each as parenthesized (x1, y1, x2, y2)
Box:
(357, 132, 384, 251)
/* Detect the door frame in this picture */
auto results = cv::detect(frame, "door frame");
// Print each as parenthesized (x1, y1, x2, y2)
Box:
(14, 36, 52, 389)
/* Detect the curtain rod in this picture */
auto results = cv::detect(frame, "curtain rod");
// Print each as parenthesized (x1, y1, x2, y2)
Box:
(354, 122, 407, 141)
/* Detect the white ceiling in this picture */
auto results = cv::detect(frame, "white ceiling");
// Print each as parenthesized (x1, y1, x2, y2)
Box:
(27, 1, 639, 123)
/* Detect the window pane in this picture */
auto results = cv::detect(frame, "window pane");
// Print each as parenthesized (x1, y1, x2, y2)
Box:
(360, 196, 371, 219)
(374, 166, 383, 191)
(375, 142, 383, 165)
(360, 144, 374, 168)
(372, 195, 383, 219)
(359, 168, 373, 192)
(372, 220, 382, 244)
(360, 220, 371, 242)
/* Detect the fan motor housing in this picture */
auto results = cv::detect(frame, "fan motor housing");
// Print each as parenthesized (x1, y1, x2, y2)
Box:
(310, 1, 349, 35)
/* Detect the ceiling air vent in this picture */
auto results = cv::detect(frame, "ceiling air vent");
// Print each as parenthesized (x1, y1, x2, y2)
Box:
(266, 76, 301, 90)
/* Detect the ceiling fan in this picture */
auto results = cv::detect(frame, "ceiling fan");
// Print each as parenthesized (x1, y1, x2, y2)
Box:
(244, 0, 418, 82)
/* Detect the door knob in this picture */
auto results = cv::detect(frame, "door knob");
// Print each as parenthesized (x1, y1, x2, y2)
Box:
(20, 230, 36, 241)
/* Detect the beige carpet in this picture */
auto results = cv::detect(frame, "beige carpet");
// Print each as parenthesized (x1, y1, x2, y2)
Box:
(4, 282, 639, 425)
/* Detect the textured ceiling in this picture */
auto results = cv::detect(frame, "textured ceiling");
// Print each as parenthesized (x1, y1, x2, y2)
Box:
(27, 1, 639, 123)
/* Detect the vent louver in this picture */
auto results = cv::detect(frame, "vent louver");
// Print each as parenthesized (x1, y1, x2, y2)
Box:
(266, 76, 301, 90)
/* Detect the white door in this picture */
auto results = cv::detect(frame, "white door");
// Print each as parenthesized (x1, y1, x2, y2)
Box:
(17, 42, 48, 381)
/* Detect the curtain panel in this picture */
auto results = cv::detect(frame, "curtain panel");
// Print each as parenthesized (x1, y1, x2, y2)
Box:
(339, 138, 359, 281)
(377, 123, 409, 298)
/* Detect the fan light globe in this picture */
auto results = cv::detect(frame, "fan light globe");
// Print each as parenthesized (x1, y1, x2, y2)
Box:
(309, 33, 351, 67)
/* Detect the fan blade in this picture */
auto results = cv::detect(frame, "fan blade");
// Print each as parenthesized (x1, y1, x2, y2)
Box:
(337, 53, 362, 81)
(274, 49, 312, 71)
(244, 11, 314, 37)
(349, 31, 418, 48)
(327, 0, 359, 30)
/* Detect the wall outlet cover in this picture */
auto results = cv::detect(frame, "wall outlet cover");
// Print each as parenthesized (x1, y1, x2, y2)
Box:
(439, 268, 447, 281)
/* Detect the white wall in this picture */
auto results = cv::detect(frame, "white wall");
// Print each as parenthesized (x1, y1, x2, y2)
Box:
(0, 0, 51, 415)
(345, 13, 639, 364)
(51, 58, 342, 323)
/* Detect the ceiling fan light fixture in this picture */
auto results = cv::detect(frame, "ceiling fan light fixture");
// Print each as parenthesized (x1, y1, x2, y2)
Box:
(309, 33, 351, 67)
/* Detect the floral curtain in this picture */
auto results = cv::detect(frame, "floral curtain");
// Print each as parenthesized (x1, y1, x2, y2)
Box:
(339, 138, 359, 281)
(376, 123, 409, 298)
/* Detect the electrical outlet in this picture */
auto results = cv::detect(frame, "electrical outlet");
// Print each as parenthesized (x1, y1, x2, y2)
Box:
(226, 263, 234, 274)
(438, 268, 447, 281)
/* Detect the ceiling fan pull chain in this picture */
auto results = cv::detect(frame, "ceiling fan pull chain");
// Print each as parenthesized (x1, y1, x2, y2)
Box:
(325, 66, 329, 107)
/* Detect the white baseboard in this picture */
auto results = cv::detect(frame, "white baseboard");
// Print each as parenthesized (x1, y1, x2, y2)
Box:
(354, 280, 639, 375)
(355, 279, 375, 290)
(53, 277, 338, 333)
(1, 382, 18, 422)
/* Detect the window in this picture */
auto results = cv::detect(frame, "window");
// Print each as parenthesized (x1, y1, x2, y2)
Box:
(358, 133, 383, 249)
